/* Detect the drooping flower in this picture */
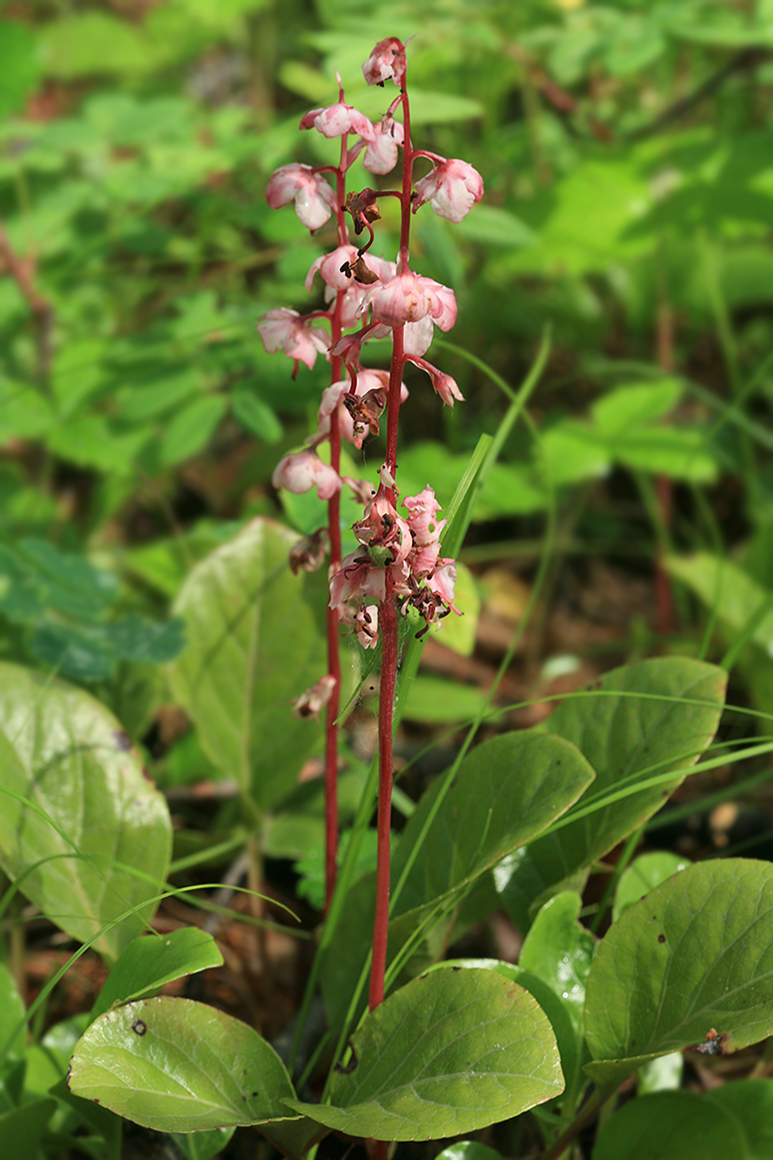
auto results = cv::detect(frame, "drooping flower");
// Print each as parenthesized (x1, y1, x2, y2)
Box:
(406, 356, 465, 407)
(272, 448, 342, 500)
(289, 528, 330, 574)
(362, 37, 407, 87)
(364, 273, 458, 331)
(266, 164, 337, 231)
(300, 102, 375, 141)
(362, 117, 404, 175)
(413, 158, 484, 223)
(256, 308, 330, 370)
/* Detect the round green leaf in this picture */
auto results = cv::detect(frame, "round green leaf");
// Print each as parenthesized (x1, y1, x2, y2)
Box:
(68, 997, 297, 1132)
(585, 859, 773, 1081)
(290, 968, 563, 1142)
(0, 664, 171, 961)
(168, 519, 330, 811)
(592, 1090, 747, 1160)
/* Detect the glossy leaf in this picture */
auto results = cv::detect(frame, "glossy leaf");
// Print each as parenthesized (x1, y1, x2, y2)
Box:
(592, 1090, 747, 1160)
(68, 997, 298, 1132)
(585, 859, 773, 1083)
(613, 852, 690, 922)
(290, 968, 563, 1141)
(519, 891, 595, 1099)
(92, 928, 224, 1021)
(499, 658, 725, 929)
(0, 663, 171, 961)
(436, 1144, 503, 1160)
(168, 519, 330, 812)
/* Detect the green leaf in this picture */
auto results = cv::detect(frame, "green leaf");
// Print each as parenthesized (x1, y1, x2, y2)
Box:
(170, 1127, 236, 1160)
(706, 1079, 773, 1159)
(0, 21, 40, 116)
(68, 997, 298, 1132)
(401, 675, 488, 723)
(232, 389, 283, 443)
(168, 519, 330, 812)
(0, 965, 26, 1068)
(498, 658, 726, 930)
(591, 380, 682, 435)
(592, 1090, 747, 1160)
(290, 968, 563, 1141)
(519, 892, 596, 1099)
(436, 1143, 503, 1160)
(613, 852, 691, 921)
(92, 929, 224, 1021)
(0, 663, 171, 962)
(454, 206, 537, 249)
(0, 1100, 57, 1156)
(585, 859, 773, 1083)
(159, 396, 227, 466)
(321, 732, 594, 1026)
(666, 553, 773, 655)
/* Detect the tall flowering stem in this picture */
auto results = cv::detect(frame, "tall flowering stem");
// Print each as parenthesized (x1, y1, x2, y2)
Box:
(258, 36, 482, 987)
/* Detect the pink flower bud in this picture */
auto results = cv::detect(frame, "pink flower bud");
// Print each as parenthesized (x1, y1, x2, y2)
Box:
(413, 158, 484, 223)
(300, 102, 375, 140)
(256, 308, 330, 370)
(427, 560, 460, 613)
(404, 486, 446, 545)
(266, 164, 337, 231)
(272, 448, 342, 500)
(362, 37, 407, 86)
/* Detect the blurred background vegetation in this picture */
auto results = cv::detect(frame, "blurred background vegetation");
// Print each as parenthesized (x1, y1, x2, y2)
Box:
(1, 0, 772, 760)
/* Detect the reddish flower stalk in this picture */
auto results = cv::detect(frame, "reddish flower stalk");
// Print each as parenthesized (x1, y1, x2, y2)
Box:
(259, 37, 482, 973)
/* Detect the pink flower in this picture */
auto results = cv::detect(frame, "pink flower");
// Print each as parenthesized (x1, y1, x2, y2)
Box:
(362, 118, 404, 175)
(404, 486, 446, 545)
(407, 358, 464, 407)
(306, 245, 361, 293)
(362, 37, 406, 87)
(256, 308, 330, 370)
(413, 158, 484, 223)
(353, 488, 412, 567)
(356, 604, 379, 649)
(300, 102, 375, 140)
(403, 317, 435, 358)
(427, 560, 460, 613)
(266, 164, 337, 231)
(329, 551, 387, 607)
(364, 273, 458, 331)
(272, 448, 342, 500)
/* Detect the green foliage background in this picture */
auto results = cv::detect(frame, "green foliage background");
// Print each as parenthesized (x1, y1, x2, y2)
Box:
(1, 0, 772, 722)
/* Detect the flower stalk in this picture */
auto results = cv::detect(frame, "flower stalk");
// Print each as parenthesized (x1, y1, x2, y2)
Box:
(258, 35, 482, 996)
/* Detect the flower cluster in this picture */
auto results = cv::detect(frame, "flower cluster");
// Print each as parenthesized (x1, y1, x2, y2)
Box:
(257, 38, 483, 648)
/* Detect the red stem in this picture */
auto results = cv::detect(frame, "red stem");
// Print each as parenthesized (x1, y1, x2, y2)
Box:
(369, 70, 413, 1011)
(322, 143, 351, 913)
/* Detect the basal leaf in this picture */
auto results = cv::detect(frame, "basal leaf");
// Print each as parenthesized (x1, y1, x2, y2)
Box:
(0, 664, 171, 962)
(68, 997, 298, 1132)
(168, 519, 330, 812)
(592, 1090, 747, 1160)
(290, 968, 563, 1141)
(498, 658, 726, 930)
(585, 859, 773, 1083)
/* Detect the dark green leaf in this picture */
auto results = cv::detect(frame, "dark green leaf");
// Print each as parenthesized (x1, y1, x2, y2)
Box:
(92, 929, 224, 1021)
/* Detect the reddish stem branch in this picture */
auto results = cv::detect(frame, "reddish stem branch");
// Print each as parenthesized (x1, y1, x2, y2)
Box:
(322, 144, 351, 913)
(369, 69, 413, 1013)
